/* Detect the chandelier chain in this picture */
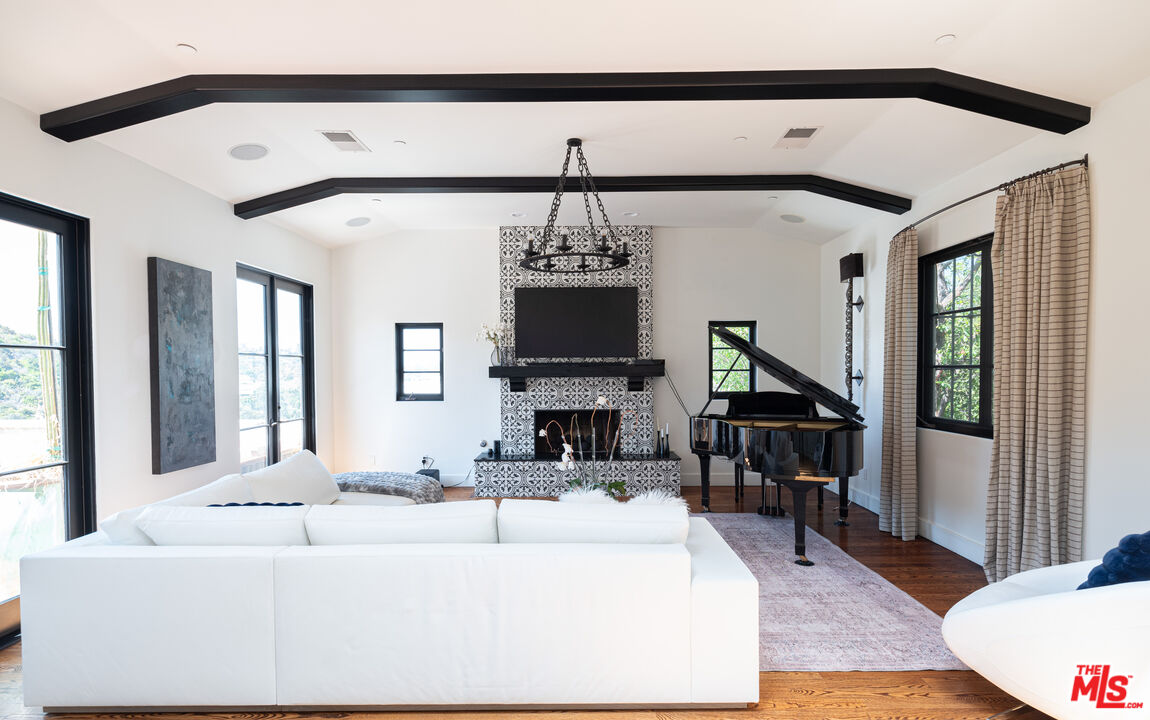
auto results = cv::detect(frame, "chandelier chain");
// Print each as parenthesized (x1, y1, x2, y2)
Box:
(576, 149, 599, 243)
(579, 148, 619, 246)
(541, 145, 573, 247)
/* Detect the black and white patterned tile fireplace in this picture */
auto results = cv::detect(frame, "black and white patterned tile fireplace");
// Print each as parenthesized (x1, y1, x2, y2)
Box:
(473, 225, 680, 498)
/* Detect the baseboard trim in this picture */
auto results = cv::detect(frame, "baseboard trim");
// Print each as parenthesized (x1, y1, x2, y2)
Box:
(918, 517, 984, 564)
(45, 702, 754, 712)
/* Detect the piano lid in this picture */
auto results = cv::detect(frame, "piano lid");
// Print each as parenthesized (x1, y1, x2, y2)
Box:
(711, 327, 865, 425)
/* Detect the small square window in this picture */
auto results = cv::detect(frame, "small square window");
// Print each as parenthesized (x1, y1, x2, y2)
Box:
(396, 323, 443, 401)
(708, 321, 756, 399)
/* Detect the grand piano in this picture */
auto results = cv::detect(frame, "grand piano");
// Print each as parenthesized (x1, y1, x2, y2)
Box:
(691, 327, 865, 566)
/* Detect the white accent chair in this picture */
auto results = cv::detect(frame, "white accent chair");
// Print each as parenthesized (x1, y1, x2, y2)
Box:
(941, 561, 1150, 720)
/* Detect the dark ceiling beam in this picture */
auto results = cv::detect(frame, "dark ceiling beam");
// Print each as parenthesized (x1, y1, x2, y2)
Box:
(232, 175, 913, 220)
(42, 68, 1090, 142)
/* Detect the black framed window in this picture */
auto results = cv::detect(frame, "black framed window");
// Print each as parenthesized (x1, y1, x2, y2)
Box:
(0, 191, 95, 640)
(917, 234, 993, 438)
(236, 265, 316, 472)
(396, 323, 443, 401)
(708, 321, 756, 398)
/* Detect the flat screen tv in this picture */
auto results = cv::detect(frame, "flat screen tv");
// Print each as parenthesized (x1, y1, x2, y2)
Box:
(515, 286, 639, 359)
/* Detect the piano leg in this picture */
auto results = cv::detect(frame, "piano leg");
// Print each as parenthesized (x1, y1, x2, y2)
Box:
(697, 454, 712, 512)
(734, 463, 744, 502)
(756, 472, 785, 517)
(778, 479, 817, 566)
(835, 476, 850, 526)
(817, 486, 824, 510)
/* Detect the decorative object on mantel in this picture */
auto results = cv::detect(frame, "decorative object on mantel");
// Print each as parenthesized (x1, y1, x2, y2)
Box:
(147, 257, 216, 474)
(539, 396, 637, 498)
(476, 321, 510, 366)
(839, 252, 865, 401)
(519, 138, 633, 274)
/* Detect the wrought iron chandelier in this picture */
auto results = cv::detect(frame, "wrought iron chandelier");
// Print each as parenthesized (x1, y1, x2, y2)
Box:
(519, 138, 632, 274)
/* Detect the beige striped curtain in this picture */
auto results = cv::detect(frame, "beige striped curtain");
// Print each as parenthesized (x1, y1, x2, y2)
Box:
(984, 166, 1090, 582)
(880, 227, 919, 541)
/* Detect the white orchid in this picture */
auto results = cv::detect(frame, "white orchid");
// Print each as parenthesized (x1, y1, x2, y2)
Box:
(539, 428, 548, 437)
(556, 450, 577, 471)
(562, 442, 573, 454)
(476, 322, 507, 347)
(595, 395, 608, 406)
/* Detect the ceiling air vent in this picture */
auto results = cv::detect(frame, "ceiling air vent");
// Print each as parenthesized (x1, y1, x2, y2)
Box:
(772, 126, 822, 150)
(319, 130, 371, 152)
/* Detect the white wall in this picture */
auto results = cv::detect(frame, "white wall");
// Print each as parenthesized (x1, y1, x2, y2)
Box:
(330, 229, 501, 484)
(0, 97, 333, 519)
(331, 226, 824, 487)
(655, 227, 823, 485)
(818, 73, 1150, 562)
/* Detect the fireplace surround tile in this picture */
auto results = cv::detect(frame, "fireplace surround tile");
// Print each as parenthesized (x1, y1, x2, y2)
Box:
(478, 226, 679, 497)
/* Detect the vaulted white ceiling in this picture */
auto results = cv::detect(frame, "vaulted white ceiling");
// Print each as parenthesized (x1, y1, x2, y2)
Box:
(1, 0, 1148, 246)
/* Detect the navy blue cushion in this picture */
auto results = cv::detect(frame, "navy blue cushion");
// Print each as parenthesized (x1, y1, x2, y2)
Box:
(206, 501, 305, 507)
(1078, 530, 1150, 590)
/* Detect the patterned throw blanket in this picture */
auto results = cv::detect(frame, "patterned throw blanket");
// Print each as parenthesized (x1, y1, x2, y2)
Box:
(334, 471, 445, 505)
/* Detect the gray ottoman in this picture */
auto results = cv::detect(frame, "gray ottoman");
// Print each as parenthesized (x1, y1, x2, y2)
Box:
(334, 471, 445, 505)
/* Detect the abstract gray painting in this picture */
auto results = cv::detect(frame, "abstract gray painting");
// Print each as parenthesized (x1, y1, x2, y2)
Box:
(148, 257, 216, 474)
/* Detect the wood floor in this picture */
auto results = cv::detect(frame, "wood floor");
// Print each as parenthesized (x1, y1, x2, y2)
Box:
(0, 483, 1050, 720)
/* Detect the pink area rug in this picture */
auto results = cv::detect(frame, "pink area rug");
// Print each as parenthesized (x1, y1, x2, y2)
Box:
(700, 512, 968, 672)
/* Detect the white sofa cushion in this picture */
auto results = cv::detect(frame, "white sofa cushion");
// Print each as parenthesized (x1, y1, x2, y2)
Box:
(273, 543, 692, 705)
(135, 505, 310, 546)
(243, 450, 340, 505)
(498, 499, 689, 544)
(304, 500, 497, 544)
(99, 473, 254, 545)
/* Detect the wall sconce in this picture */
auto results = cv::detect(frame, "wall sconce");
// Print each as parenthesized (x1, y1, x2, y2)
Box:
(839, 253, 864, 401)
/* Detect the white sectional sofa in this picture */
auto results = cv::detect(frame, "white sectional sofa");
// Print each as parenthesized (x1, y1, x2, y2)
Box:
(20, 455, 760, 712)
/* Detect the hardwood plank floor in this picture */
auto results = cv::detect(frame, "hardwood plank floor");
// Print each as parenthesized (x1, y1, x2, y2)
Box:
(0, 482, 1050, 720)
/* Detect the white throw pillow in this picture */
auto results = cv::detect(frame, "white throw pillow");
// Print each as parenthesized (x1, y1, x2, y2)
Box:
(497, 499, 689, 544)
(99, 506, 154, 545)
(243, 450, 340, 505)
(135, 505, 311, 546)
(99, 473, 255, 545)
(163, 473, 254, 506)
(304, 500, 498, 544)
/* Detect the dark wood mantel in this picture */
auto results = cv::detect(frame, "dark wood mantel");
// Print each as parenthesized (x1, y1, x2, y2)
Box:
(489, 360, 665, 392)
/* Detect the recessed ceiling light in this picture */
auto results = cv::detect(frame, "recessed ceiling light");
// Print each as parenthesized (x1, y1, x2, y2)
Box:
(510, 212, 527, 218)
(622, 211, 640, 217)
(393, 140, 408, 146)
(346, 217, 371, 227)
(780, 214, 806, 224)
(733, 136, 748, 142)
(765, 195, 779, 201)
(228, 143, 269, 161)
(371, 198, 383, 203)
(175, 43, 198, 55)
(934, 33, 957, 45)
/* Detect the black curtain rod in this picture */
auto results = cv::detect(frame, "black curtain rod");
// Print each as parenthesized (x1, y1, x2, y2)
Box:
(899, 155, 1088, 235)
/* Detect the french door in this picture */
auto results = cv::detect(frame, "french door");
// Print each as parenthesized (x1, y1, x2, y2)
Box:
(0, 192, 94, 642)
(236, 265, 315, 472)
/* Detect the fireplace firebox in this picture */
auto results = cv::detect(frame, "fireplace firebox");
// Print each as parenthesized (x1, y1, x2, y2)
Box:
(535, 409, 622, 459)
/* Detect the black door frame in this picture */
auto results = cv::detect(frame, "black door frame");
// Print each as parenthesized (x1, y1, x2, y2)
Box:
(0, 190, 95, 644)
(236, 264, 316, 465)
